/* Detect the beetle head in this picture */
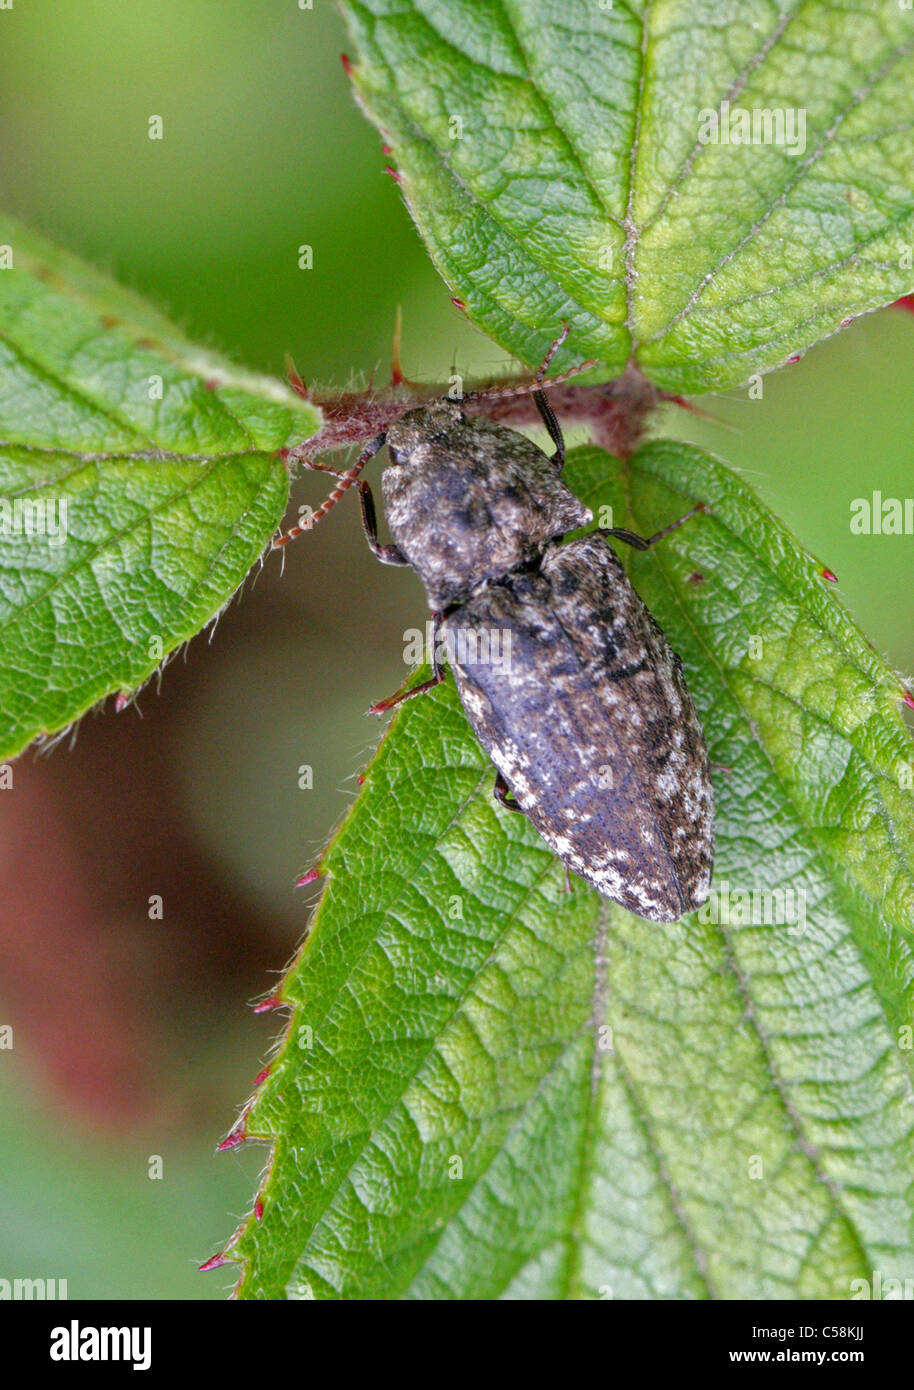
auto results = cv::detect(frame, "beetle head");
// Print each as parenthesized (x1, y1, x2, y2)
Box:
(382, 400, 591, 608)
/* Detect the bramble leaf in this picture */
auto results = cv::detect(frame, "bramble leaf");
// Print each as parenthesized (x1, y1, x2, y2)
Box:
(339, 0, 914, 390)
(232, 441, 914, 1300)
(0, 216, 319, 760)
(6, 1, 914, 1301)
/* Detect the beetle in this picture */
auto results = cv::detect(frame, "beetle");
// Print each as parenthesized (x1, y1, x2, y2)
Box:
(276, 355, 714, 922)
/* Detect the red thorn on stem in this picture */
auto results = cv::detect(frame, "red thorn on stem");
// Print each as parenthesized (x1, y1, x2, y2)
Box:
(381, 143, 392, 155)
(285, 353, 309, 399)
(840, 317, 855, 328)
(253, 995, 283, 1014)
(218, 1126, 247, 1152)
(786, 353, 801, 364)
(115, 692, 131, 713)
(390, 305, 405, 386)
(451, 297, 467, 312)
(903, 692, 914, 712)
(821, 567, 838, 582)
(357, 773, 366, 785)
(665, 394, 699, 415)
(199, 1251, 229, 1273)
(295, 867, 322, 888)
(340, 53, 353, 77)
(384, 165, 402, 183)
(254, 1066, 270, 1087)
(204, 379, 220, 391)
(254, 1198, 265, 1222)
(892, 295, 914, 315)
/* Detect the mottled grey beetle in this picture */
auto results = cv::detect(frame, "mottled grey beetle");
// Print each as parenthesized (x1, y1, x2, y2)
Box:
(277, 363, 714, 922)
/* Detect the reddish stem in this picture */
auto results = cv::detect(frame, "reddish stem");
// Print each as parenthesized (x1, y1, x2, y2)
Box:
(289, 365, 665, 467)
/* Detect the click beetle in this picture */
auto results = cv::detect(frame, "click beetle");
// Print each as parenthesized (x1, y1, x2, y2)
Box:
(277, 351, 714, 922)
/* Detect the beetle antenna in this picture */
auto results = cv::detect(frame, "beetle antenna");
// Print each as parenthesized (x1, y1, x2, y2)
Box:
(273, 435, 386, 548)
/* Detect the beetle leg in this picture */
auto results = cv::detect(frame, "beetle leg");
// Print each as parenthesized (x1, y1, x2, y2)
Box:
(462, 323, 595, 407)
(368, 670, 445, 715)
(533, 389, 565, 472)
(492, 769, 525, 813)
(601, 502, 706, 551)
(368, 611, 447, 715)
(534, 323, 571, 382)
(273, 434, 386, 548)
(493, 772, 574, 891)
(357, 480, 409, 566)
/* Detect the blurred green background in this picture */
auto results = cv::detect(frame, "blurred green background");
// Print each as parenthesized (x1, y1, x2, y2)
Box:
(0, 0, 911, 1299)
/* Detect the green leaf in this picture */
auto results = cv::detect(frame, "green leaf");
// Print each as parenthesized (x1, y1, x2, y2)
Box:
(232, 440, 914, 1300)
(0, 216, 320, 760)
(339, 0, 914, 391)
